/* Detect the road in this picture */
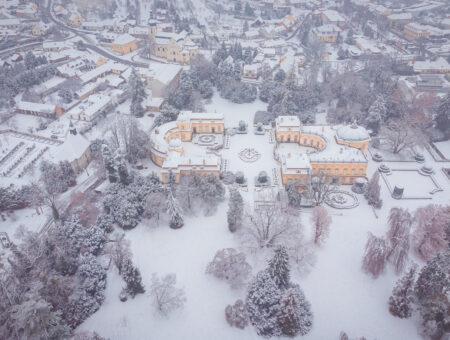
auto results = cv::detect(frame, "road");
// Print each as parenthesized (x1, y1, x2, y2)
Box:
(43, 0, 149, 68)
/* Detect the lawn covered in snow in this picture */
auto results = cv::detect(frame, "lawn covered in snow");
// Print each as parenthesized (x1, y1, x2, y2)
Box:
(75, 94, 450, 339)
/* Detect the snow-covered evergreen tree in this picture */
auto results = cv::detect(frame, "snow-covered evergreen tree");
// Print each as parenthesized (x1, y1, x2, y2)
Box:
(129, 68, 146, 118)
(9, 283, 71, 339)
(364, 171, 382, 208)
(414, 249, 449, 340)
(365, 95, 386, 133)
(278, 284, 313, 336)
(268, 246, 290, 289)
(102, 144, 118, 183)
(166, 189, 184, 229)
(121, 258, 145, 298)
(389, 265, 417, 318)
(227, 188, 244, 232)
(116, 155, 130, 185)
(286, 183, 301, 208)
(246, 270, 282, 337)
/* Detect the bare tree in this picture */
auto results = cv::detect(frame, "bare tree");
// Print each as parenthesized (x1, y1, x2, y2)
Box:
(206, 248, 252, 289)
(311, 206, 332, 246)
(412, 205, 449, 261)
(362, 232, 388, 278)
(289, 241, 316, 278)
(380, 119, 426, 154)
(309, 171, 335, 206)
(107, 235, 131, 275)
(143, 191, 167, 225)
(150, 273, 186, 316)
(240, 204, 303, 251)
(386, 208, 412, 275)
(30, 182, 60, 220)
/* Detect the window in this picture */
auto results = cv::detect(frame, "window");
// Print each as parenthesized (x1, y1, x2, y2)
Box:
(173, 51, 176, 55)
(359, 169, 363, 175)
(327, 169, 330, 175)
(351, 169, 355, 175)
(335, 169, 339, 175)
(199, 126, 202, 132)
(344, 169, 347, 175)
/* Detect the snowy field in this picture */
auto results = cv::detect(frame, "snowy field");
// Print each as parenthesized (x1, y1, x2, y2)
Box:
(77, 95, 450, 340)
(385, 170, 438, 198)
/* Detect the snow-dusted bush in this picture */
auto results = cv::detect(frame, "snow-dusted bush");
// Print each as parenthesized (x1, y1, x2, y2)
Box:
(206, 248, 252, 289)
(389, 265, 417, 318)
(225, 300, 248, 329)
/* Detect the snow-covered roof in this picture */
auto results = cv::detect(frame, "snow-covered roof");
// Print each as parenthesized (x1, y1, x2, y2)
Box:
(148, 63, 182, 85)
(321, 10, 345, 23)
(16, 101, 56, 113)
(276, 116, 301, 131)
(336, 123, 370, 142)
(50, 132, 90, 163)
(162, 152, 221, 173)
(387, 13, 412, 21)
(413, 57, 450, 72)
(112, 33, 136, 45)
(282, 153, 312, 175)
(0, 18, 20, 26)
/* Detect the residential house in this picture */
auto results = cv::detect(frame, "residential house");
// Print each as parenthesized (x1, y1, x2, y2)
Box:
(111, 33, 138, 54)
(16, 101, 64, 119)
(313, 24, 341, 43)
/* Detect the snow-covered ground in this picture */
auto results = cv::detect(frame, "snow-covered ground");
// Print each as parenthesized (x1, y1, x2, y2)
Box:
(78, 94, 449, 340)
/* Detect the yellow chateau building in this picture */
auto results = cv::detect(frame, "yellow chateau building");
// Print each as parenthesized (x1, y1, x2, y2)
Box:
(150, 111, 224, 183)
(149, 21, 199, 64)
(275, 116, 369, 187)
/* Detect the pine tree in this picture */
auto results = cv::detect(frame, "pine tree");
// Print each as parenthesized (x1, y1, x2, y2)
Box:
(277, 288, 301, 336)
(129, 68, 146, 118)
(286, 183, 301, 207)
(227, 188, 244, 232)
(246, 270, 282, 336)
(366, 95, 386, 134)
(121, 258, 145, 298)
(102, 144, 118, 183)
(364, 171, 382, 208)
(268, 245, 290, 289)
(414, 250, 449, 340)
(278, 284, 313, 336)
(116, 155, 130, 185)
(166, 189, 184, 229)
(389, 265, 417, 318)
